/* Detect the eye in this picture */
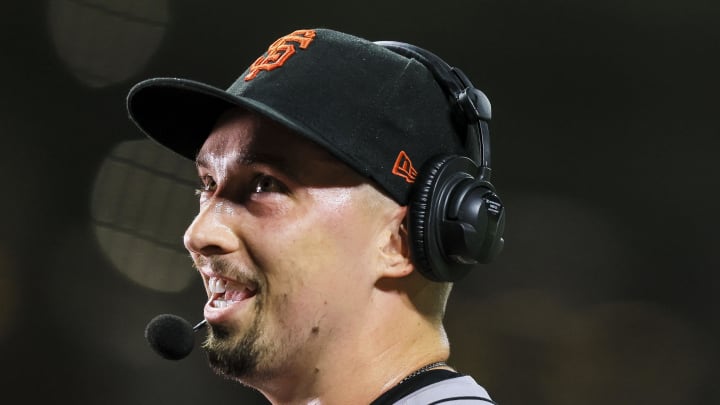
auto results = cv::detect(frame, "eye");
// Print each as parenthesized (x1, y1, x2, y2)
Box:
(252, 174, 286, 194)
(194, 175, 216, 197)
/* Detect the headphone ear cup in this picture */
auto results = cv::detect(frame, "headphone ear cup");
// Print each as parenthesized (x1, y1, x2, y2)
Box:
(409, 155, 505, 282)
(408, 155, 454, 281)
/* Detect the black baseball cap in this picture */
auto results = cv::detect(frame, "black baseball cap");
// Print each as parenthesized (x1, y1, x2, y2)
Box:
(127, 28, 466, 205)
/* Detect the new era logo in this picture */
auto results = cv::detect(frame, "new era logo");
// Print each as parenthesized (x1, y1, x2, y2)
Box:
(245, 29, 317, 81)
(392, 151, 417, 183)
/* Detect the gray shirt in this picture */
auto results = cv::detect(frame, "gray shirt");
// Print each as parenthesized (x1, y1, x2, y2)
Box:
(392, 375, 495, 404)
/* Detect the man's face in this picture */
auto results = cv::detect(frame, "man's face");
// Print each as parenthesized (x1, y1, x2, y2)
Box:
(185, 109, 399, 382)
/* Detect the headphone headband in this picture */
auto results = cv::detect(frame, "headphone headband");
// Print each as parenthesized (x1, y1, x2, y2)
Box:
(375, 41, 493, 179)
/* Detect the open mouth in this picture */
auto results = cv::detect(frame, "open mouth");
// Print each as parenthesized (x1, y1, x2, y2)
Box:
(208, 276, 258, 308)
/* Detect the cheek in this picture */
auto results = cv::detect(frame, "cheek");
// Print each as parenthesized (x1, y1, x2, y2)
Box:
(263, 188, 379, 267)
(256, 189, 380, 315)
(303, 191, 379, 270)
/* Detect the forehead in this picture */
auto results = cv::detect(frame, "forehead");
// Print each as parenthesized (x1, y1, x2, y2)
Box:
(200, 109, 325, 157)
(196, 109, 360, 184)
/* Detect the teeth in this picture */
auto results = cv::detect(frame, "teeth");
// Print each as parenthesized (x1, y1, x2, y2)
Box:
(209, 277, 226, 294)
(208, 276, 258, 309)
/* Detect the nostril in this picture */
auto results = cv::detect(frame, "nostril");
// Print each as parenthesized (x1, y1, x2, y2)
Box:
(199, 245, 230, 256)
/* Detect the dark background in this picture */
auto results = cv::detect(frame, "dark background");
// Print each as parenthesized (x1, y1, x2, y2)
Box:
(1, 1, 718, 404)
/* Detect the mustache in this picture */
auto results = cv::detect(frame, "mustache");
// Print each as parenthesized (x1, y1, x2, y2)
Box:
(193, 255, 261, 288)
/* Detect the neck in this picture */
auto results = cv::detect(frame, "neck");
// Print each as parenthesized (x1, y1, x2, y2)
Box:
(248, 284, 450, 404)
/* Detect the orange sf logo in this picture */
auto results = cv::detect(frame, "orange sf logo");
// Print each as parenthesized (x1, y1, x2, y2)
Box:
(244, 29, 317, 81)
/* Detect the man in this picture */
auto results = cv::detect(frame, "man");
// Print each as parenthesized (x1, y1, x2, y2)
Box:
(128, 28, 504, 404)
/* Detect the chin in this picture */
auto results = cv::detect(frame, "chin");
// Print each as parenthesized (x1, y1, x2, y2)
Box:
(202, 318, 264, 380)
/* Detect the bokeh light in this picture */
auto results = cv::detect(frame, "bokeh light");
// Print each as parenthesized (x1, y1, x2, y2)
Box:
(47, 0, 169, 88)
(91, 139, 198, 292)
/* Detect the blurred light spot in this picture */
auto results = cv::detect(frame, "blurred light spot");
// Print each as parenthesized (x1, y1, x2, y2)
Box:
(91, 139, 198, 292)
(0, 245, 17, 340)
(47, 0, 169, 88)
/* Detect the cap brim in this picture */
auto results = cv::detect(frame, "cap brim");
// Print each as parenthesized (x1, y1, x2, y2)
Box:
(126, 77, 316, 161)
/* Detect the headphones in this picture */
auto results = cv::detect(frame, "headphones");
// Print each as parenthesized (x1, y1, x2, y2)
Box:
(375, 41, 506, 282)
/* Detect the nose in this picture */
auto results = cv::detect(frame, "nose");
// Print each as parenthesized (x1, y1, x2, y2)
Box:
(184, 201, 240, 256)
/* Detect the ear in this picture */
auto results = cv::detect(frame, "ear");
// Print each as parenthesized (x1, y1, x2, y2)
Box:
(378, 205, 414, 279)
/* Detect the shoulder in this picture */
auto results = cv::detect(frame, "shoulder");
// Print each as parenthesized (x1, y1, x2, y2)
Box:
(394, 375, 496, 405)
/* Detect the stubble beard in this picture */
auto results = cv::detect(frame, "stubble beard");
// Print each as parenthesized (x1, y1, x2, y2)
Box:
(202, 298, 267, 382)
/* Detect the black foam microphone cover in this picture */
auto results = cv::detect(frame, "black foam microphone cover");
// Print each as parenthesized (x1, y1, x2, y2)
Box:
(145, 314, 197, 360)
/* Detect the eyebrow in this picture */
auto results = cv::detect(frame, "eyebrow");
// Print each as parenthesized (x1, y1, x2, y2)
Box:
(196, 151, 295, 174)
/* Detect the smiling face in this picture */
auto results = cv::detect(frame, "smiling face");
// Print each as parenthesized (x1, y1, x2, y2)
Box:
(184, 108, 404, 384)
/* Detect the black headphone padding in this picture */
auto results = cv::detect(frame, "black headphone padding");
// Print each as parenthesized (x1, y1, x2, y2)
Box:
(408, 155, 455, 281)
(410, 155, 499, 282)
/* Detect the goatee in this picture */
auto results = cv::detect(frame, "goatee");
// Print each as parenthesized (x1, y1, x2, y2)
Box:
(202, 302, 264, 380)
